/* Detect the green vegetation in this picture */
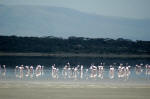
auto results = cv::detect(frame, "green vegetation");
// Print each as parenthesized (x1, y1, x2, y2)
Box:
(0, 35, 150, 56)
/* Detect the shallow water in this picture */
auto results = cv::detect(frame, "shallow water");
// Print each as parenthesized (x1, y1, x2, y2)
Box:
(0, 68, 150, 84)
(0, 56, 150, 84)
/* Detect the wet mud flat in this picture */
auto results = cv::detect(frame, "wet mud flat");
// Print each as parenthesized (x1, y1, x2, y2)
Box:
(0, 81, 150, 99)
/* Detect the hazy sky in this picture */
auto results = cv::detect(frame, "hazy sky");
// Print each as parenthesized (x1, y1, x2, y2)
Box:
(1, 0, 150, 19)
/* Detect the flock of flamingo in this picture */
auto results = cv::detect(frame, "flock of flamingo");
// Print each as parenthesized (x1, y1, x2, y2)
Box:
(0, 62, 150, 80)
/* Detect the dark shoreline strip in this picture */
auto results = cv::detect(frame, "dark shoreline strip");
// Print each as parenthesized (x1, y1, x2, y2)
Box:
(0, 52, 150, 58)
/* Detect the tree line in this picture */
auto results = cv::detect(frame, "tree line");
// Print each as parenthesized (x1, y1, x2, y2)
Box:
(0, 35, 150, 54)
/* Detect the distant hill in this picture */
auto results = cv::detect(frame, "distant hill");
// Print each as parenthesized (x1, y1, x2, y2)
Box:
(0, 5, 150, 40)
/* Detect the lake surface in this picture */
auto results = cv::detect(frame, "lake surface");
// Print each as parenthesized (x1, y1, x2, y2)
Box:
(0, 56, 150, 68)
(0, 56, 150, 83)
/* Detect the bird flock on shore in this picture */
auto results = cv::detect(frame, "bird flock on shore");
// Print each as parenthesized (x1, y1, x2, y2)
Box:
(0, 62, 150, 80)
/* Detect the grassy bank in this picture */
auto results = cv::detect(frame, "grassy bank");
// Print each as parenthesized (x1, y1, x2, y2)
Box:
(0, 52, 150, 58)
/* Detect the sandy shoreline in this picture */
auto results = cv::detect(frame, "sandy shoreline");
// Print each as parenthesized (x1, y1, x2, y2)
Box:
(0, 80, 150, 88)
(0, 81, 150, 99)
